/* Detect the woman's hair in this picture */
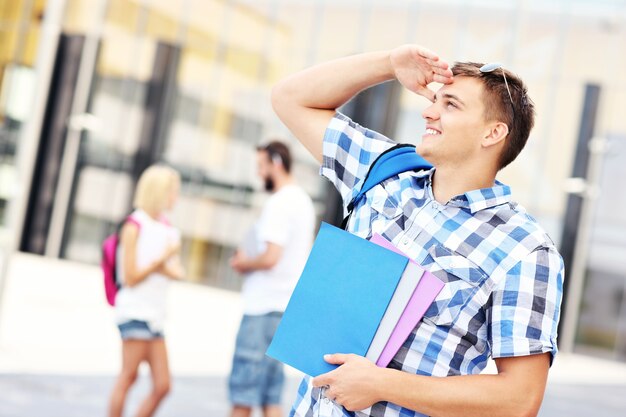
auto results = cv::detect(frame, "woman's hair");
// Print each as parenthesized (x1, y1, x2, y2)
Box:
(133, 165, 181, 213)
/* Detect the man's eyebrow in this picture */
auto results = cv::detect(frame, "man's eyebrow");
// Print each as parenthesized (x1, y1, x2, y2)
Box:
(441, 92, 466, 107)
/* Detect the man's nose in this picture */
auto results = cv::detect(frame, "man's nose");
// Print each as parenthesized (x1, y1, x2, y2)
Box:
(421, 103, 440, 121)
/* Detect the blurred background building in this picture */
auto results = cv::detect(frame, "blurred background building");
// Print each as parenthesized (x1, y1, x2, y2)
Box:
(0, 0, 625, 362)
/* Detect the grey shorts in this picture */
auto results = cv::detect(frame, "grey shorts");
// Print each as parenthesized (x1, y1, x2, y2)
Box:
(228, 312, 284, 406)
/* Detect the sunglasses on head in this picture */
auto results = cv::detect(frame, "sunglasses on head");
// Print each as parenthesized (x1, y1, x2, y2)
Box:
(480, 62, 515, 120)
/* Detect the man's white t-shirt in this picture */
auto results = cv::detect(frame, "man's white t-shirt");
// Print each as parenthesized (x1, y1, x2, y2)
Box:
(241, 184, 315, 316)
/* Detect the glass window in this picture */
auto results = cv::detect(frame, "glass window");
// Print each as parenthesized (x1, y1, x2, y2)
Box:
(60, 0, 326, 291)
(576, 134, 626, 358)
(62, 1, 155, 262)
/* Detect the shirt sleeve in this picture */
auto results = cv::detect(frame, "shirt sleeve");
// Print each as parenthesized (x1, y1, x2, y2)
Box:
(487, 246, 564, 363)
(320, 112, 395, 211)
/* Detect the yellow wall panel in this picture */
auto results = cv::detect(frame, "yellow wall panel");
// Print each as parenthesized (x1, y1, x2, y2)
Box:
(105, 0, 140, 32)
(145, 6, 178, 42)
(224, 47, 260, 80)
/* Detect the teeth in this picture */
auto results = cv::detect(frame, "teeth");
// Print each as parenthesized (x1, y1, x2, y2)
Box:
(426, 128, 440, 135)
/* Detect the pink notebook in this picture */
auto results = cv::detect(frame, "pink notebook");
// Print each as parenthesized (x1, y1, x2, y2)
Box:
(369, 234, 445, 367)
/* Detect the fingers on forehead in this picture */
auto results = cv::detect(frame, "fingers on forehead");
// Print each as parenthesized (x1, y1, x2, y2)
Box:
(417, 86, 436, 102)
(433, 73, 454, 84)
(424, 56, 450, 69)
(431, 64, 453, 76)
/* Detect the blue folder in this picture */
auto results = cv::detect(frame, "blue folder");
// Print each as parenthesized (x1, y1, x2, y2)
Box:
(266, 222, 410, 377)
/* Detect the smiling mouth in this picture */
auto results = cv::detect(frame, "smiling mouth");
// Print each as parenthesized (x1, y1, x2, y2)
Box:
(425, 128, 441, 136)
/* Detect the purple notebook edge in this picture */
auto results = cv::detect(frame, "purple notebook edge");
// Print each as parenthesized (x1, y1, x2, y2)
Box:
(370, 234, 445, 367)
(376, 273, 444, 367)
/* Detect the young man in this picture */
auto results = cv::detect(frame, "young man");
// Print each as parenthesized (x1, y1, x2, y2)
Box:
(271, 45, 563, 417)
(228, 141, 316, 417)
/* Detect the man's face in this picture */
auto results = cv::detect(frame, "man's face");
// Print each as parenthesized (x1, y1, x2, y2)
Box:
(256, 150, 275, 192)
(416, 76, 493, 168)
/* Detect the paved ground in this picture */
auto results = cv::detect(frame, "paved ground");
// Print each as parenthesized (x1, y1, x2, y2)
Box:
(0, 374, 293, 417)
(0, 374, 295, 417)
(0, 254, 625, 416)
(1, 373, 626, 417)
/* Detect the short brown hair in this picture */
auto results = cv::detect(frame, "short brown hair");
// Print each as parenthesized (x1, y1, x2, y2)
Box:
(256, 140, 292, 173)
(451, 62, 535, 170)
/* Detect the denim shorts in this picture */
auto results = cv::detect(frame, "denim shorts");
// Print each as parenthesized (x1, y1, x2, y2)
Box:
(117, 320, 164, 340)
(228, 312, 284, 406)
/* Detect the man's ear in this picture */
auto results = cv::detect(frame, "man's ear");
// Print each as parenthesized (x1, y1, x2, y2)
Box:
(271, 153, 283, 167)
(482, 122, 508, 148)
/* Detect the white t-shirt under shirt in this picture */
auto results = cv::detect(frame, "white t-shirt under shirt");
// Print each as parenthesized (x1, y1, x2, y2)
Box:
(115, 209, 181, 332)
(241, 184, 315, 316)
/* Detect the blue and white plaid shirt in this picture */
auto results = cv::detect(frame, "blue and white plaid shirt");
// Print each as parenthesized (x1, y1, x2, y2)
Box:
(289, 113, 564, 417)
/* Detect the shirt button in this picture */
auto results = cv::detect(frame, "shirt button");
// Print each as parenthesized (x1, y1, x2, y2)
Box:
(402, 238, 410, 245)
(432, 202, 439, 209)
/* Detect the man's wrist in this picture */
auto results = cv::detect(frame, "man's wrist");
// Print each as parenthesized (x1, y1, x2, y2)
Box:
(369, 50, 395, 83)
(376, 367, 415, 404)
(371, 366, 396, 403)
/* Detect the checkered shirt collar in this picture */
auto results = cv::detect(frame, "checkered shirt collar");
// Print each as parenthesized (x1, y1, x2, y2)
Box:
(421, 168, 513, 213)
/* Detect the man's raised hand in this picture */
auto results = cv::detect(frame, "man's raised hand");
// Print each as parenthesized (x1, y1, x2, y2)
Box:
(389, 45, 453, 102)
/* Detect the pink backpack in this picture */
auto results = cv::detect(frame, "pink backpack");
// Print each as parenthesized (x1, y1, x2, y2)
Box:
(101, 216, 140, 306)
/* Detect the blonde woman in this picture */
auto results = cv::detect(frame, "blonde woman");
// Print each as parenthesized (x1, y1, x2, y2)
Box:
(108, 165, 184, 417)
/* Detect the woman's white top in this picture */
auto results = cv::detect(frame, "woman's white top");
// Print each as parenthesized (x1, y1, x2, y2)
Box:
(115, 209, 180, 332)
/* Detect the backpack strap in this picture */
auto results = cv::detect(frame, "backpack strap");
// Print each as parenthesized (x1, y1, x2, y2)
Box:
(341, 144, 432, 230)
(116, 215, 140, 235)
(125, 216, 140, 228)
(112, 215, 141, 290)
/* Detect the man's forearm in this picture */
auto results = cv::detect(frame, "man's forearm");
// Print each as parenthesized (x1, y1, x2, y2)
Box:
(271, 51, 396, 162)
(317, 353, 548, 417)
(378, 371, 526, 417)
(376, 356, 548, 417)
(236, 243, 282, 273)
(239, 255, 274, 272)
(272, 51, 394, 111)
